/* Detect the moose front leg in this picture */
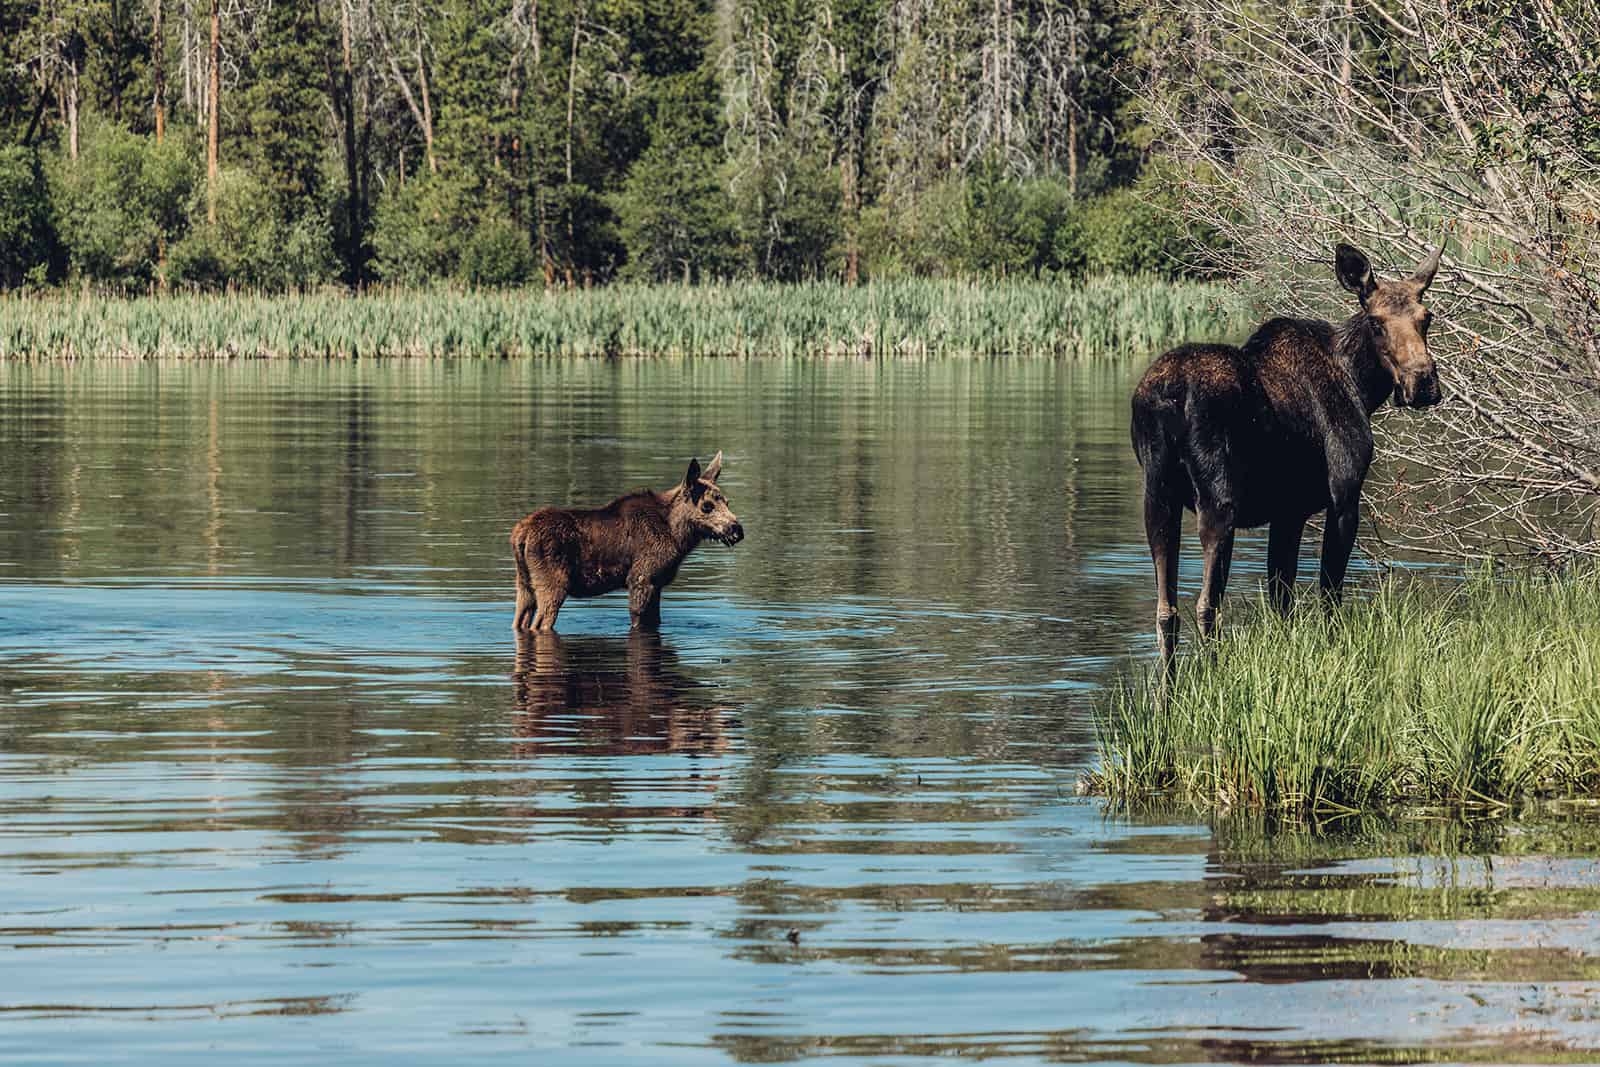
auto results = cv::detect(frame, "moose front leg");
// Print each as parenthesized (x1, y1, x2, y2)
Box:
(628, 576, 663, 630)
(1319, 502, 1360, 603)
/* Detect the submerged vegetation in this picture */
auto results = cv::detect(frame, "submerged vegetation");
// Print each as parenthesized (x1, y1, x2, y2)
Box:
(0, 277, 1245, 360)
(1091, 571, 1600, 816)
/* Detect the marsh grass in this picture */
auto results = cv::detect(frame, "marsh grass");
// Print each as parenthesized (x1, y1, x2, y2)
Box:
(1091, 571, 1600, 816)
(0, 277, 1245, 359)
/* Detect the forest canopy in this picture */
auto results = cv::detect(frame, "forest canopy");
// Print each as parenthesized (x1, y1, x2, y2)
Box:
(1, 0, 1197, 290)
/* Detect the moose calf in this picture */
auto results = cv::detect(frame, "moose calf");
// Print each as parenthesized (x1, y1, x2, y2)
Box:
(510, 452, 744, 632)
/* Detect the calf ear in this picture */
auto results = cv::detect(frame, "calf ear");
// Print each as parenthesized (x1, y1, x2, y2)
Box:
(683, 458, 702, 492)
(1412, 239, 1444, 293)
(1334, 244, 1376, 303)
(702, 450, 724, 483)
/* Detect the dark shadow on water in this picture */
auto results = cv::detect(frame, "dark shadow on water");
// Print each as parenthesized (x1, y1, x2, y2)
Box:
(510, 630, 739, 757)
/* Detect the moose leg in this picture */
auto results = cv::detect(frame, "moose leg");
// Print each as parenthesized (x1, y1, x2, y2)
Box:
(1144, 490, 1182, 674)
(1195, 506, 1236, 640)
(1266, 517, 1305, 615)
(512, 537, 537, 632)
(514, 581, 537, 632)
(531, 579, 567, 631)
(628, 577, 662, 631)
(1319, 501, 1360, 602)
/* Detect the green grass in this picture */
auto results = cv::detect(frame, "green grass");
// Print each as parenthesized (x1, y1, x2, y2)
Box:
(1090, 571, 1600, 817)
(0, 277, 1246, 359)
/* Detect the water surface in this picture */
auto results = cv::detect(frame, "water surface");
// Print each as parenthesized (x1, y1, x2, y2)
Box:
(3, 359, 1599, 1064)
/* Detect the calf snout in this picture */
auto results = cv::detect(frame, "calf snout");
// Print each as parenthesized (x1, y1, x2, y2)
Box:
(722, 521, 745, 545)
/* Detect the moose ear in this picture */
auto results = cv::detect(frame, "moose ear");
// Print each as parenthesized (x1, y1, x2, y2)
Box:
(702, 450, 723, 484)
(683, 458, 702, 492)
(1334, 244, 1376, 303)
(1412, 239, 1444, 294)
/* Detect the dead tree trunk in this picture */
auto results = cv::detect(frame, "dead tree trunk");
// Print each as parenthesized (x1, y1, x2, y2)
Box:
(153, 0, 166, 141)
(207, 0, 219, 222)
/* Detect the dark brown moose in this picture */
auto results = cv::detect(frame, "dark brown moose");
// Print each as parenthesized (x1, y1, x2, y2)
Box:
(1130, 241, 1445, 672)
(511, 452, 744, 632)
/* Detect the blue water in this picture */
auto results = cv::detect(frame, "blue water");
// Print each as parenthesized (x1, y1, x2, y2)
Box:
(3, 359, 1597, 1064)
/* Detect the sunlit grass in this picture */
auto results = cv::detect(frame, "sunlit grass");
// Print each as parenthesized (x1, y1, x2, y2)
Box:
(0, 277, 1246, 359)
(1090, 571, 1600, 816)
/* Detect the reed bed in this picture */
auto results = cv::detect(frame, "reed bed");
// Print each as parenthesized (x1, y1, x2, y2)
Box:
(0, 277, 1245, 359)
(1090, 571, 1600, 816)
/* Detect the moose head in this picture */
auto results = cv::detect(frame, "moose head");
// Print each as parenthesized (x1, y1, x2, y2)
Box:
(1335, 241, 1445, 409)
(676, 451, 744, 546)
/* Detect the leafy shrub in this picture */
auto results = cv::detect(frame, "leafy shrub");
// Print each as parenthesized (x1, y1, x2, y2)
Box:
(614, 142, 742, 283)
(168, 166, 337, 290)
(0, 146, 61, 289)
(459, 213, 534, 288)
(371, 176, 472, 285)
(731, 150, 842, 281)
(50, 121, 196, 289)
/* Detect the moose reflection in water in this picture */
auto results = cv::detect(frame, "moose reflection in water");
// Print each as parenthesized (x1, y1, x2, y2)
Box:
(1132, 241, 1446, 672)
(511, 630, 737, 757)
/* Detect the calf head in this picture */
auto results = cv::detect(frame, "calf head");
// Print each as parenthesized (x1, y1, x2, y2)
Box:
(677, 451, 744, 546)
(1335, 241, 1445, 408)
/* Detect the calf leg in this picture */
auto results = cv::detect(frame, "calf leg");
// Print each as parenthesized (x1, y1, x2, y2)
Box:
(531, 578, 567, 631)
(1196, 505, 1236, 640)
(514, 581, 537, 632)
(628, 577, 663, 631)
(1319, 501, 1360, 603)
(512, 536, 537, 632)
(1143, 490, 1182, 675)
(1266, 517, 1305, 615)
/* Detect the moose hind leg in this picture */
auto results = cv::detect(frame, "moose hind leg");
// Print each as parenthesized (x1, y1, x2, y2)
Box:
(514, 582, 537, 632)
(1144, 490, 1183, 674)
(1319, 501, 1360, 603)
(531, 580, 567, 632)
(1196, 505, 1236, 639)
(1266, 517, 1306, 615)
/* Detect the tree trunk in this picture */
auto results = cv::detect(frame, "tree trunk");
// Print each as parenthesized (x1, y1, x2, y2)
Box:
(207, 0, 219, 223)
(67, 64, 80, 161)
(842, 148, 859, 284)
(339, 0, 361, 282)
(153, 0, 166, 141)
(1066, 14, 1077, 194)
(563, 2, 582, 282)
(416, 41, 437, 173)
(565, 6, 581, 186)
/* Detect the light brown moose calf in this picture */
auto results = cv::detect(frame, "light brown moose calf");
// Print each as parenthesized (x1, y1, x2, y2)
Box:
(510, 452, 745, 632)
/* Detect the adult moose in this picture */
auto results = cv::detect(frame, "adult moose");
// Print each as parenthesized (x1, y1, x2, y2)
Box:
(1131, 241, 1445, 672)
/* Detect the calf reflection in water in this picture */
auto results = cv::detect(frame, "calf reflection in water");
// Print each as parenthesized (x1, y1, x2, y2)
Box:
(512, 630, 736, 757)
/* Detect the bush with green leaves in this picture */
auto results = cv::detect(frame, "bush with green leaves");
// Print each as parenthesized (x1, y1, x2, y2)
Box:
(459, 213, 535, 288)
(167, 166, 337, 290)
(732, 150, 843, 281)
(614, 142, 742, 283)
(0, 146, 60, 289)
(371, 176, 472, 285)
(49, 121, 196, 289)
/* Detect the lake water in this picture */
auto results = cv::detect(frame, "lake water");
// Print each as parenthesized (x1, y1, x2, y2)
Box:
(4, 358, 1600, 1064)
